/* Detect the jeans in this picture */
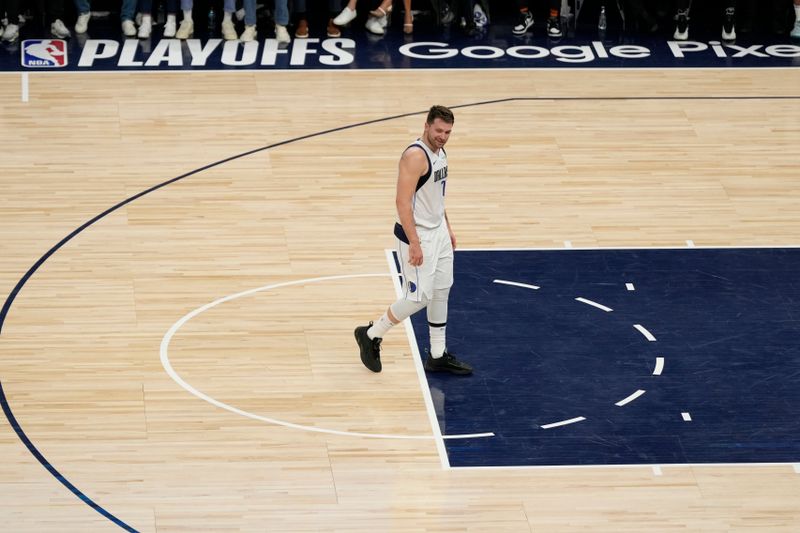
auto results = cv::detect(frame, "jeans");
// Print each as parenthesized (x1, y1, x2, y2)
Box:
(73, 0, 137, 21)
(138, 0, 178, 13)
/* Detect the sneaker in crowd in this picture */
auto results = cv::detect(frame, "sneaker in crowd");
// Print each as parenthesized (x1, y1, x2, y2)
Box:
(294, 18, 308, 38)
(51, 19, 71, 38)
(721, 7, 735, 41)
(175, 18, 193, 39)
(365, 15, 384, 35)
(333, 6, 357, 26)
(75, 12, 90, 34)
(137, 15, 152, 38)
(326, 18, 341, 37)
(2, 23, 19, 42)
(792, 20, 800, 39)
(673, 9, 689, 40)
(122, 19, 136, 37)
(546, 14, 562, 37)
(163, 14, 176, 37)
(440, 4, 454, 25)
(424, 350, 473, 375)
(221, 19, 237, 40)
(240, 24, 257, 42)
(354, 323, 382, 373)
(473, 3, 487, 28)
(512, 10, 534, 36)
(275, 23, 290, 43)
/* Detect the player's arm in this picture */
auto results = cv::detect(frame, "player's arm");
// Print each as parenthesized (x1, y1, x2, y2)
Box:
(396, 148, 428, 266)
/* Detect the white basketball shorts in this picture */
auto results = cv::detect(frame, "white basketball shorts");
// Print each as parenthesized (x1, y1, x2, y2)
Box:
(397, 222, 454, 302)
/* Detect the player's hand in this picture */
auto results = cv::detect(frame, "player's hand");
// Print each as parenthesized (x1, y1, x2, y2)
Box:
(409, 242, 423, 266)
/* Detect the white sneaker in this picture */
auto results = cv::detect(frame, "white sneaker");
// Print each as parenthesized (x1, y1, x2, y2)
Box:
(221, 19, 237, 40)
(1, 23, 19, 42)
(75, 12, 90, 34)
(333, 7, 357, 26)
(175, 18, 193, 39)
(240, 24, 257, 42)
(138, 15, 152, 38)
(51, 19, 71, 38)
(163, 14, 176, 37)
(135, 12, 142, 26)
(792, 20, 800, 39)
(275, 24, 290, 43)
(473, 3, 488, 28)
(122, 19, 136, 37)
(365, 16, 384, 35)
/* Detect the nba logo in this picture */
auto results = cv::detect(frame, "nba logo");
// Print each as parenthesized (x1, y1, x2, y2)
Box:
(21, 39, 68, 68)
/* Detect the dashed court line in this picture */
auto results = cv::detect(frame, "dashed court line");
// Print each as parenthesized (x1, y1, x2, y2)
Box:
(541, 416, 586, 429)
(615, 389, 646, 406)
(575, 297, 613, 312)
(634, 324, 657, 341)
(493, 279, 540, 290)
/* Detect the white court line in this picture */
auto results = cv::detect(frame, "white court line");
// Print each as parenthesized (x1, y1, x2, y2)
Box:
(653, 357, 665, 375)
(460, 244, 800, 251)
(493, 279, 540, 290)
(21, 72, 29, 102)
(564, 240, 572, 248)
(682, 412, 692, 422)
(615, 389, 646, 406)
(653, 465, 663, 476)
(626, 283, 635, 291)
(541, 416, 586, 429)
(575, 297, 613, 312)
(160, 271, 494, 442)
(386, 250, 447, 468)
(634, 324, 657, 341)
(686, 240, 695, 247)
(449, 460, 800, 472)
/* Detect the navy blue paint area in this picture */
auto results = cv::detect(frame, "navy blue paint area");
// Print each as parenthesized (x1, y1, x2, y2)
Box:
(407, 248, 800, 467)
(3, 19, 800, 71)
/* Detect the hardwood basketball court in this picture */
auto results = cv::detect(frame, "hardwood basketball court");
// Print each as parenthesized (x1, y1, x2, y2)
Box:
(1, 67, 799, 531)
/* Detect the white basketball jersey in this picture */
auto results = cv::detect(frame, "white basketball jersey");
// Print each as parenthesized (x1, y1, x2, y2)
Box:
(406, 139, 448, 229)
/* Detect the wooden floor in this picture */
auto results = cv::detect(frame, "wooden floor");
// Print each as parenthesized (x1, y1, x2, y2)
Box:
(1, 67, 800, 532)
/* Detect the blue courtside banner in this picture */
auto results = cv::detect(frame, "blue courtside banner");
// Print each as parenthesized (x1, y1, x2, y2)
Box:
(2, 33, 800, 71)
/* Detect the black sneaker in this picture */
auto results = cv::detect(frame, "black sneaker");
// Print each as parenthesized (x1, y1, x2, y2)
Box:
(721, 7, 735, 41)
(512, 11, 534, 36)
(673, 10, 689, 40)
(424, 350, 473, 375)
(546, 15, 562, 38)
(355, 322, 382, 372)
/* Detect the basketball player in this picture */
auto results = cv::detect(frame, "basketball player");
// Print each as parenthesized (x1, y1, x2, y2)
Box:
(354, 105, 473, 376)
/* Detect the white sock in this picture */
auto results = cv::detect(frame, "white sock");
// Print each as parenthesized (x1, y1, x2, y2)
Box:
(367, 312, 395, 339)
(223, 11, 233, 22)
(429, 325, 446, 359)
(183, 9, 192, 20)
(795, 5, 800, 21)
(167, 14, 176, 23)
(142, 14, 152, 23)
